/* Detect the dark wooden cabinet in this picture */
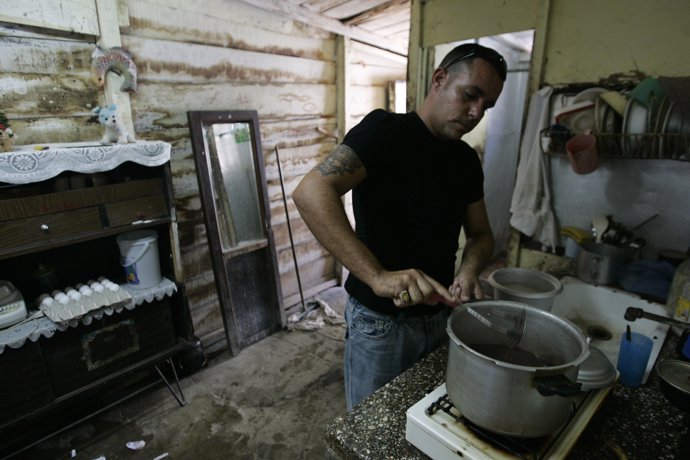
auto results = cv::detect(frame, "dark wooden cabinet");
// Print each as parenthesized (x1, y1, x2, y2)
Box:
(0, 143, 195, 456)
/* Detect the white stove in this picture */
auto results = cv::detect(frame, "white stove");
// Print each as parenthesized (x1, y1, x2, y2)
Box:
(406, 383, 612, 460)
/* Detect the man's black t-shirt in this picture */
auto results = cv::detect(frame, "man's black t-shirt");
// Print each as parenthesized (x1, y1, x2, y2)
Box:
(342, 109, 485, 316)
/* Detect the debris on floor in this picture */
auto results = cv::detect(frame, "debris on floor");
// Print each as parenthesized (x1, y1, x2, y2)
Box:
(126, 440, 146, 450)
(287, 297, 345, 331)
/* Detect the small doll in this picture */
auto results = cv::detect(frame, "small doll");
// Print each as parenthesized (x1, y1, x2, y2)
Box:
(91, 104, 135, 144)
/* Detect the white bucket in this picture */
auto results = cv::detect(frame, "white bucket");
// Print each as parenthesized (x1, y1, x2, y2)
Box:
(116, 229, 162, 289)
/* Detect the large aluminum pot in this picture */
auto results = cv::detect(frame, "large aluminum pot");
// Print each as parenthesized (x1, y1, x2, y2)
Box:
(576, 242, 628, 285)
(446, 301, 589, 438)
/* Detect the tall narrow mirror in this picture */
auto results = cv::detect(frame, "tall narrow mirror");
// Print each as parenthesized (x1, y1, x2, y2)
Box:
(187, 111, 284, 355)
(205, 121, 263, 249)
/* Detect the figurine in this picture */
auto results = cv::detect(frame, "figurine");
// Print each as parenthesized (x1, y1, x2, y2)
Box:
(91, 46, 138, 93)
(91, 104, 135, 145)
(0, 111, 15, 152)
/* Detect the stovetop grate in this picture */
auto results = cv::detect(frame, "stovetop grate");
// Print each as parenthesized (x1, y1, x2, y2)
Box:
(425, 394, 576, 460)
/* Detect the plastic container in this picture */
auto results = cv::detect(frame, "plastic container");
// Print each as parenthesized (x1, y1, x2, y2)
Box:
(617, 331, 653, 387)
(116, 230, 161, 289)
(667, 256, 690, 329)
(566, 133, 599, 174)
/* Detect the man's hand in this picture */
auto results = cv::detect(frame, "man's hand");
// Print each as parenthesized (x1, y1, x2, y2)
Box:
(371, 269, 460, 308)
(449, 271, 484, 303)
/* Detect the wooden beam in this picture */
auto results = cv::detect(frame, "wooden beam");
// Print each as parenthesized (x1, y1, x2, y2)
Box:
(239, 0, 407, 56)
(343, 0, 408, 27)
(0, 0, 100, 36)
(406, 0, 423, 111)
(528, 0, 552, 96)
(95, 0, 135, 137)
(336, 35, 350, 143)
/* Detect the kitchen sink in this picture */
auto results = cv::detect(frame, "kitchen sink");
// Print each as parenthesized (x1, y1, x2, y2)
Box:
(550, 276, 670, 384)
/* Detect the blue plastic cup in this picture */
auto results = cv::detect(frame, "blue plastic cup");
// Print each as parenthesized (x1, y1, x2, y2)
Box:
(616, 332, 653, 387)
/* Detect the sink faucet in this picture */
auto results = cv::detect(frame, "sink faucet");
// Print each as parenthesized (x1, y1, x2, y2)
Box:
(625, 307, 690, 330)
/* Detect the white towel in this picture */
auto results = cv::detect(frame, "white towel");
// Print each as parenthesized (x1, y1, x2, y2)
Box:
(509, 86, 558, 250)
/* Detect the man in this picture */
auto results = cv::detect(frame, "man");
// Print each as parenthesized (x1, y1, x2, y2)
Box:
(292, 43, 507, 409)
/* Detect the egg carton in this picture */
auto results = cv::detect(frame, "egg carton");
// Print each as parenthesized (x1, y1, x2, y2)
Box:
(38, 277, 132, 323)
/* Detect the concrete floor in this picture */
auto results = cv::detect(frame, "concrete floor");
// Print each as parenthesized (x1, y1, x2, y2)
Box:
(22, 287, 348, 460)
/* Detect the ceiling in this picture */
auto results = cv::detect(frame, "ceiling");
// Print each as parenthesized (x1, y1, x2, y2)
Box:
(241, 0, 411, 55)
(242, 1, 532, 58)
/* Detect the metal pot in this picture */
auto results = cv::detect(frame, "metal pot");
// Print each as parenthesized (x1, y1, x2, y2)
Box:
(657, 359, 690, 412)
(446, 301, 589, 438)
(576, 242, 628, 285)
(488, 268, 563, 311)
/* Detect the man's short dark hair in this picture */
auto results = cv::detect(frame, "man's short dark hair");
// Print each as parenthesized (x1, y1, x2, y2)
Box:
(439, 43, 507, 81)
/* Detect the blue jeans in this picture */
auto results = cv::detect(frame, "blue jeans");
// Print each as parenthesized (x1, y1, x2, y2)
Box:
(344, 295, 449, 410)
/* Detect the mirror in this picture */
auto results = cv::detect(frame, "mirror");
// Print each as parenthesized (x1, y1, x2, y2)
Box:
(187, 110, 284, 355)
(204, 121, 264, 250)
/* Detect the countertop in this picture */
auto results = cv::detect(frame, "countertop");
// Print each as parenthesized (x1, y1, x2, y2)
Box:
(325, 333, 689, 459)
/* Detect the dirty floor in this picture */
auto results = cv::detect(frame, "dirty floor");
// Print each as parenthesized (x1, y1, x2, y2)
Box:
(17, 287, 348, 460)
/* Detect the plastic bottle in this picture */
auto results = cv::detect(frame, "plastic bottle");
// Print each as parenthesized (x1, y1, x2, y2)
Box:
(666, 251, 690, 329)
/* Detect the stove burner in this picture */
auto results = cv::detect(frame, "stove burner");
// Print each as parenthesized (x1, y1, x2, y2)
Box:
(587, 324, 613, 341)
(426, 394, 546, 460)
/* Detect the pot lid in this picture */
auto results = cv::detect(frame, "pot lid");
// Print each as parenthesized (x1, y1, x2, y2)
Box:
(657, 359, 690, 393)
(577, 346, 617, 390)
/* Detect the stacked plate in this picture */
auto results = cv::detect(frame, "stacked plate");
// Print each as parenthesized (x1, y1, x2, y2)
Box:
(550, 85, 688, 160)
(594, 94, 624, 155)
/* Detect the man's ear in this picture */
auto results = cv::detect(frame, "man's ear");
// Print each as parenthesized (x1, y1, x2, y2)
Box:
(429, 68, 447, 92)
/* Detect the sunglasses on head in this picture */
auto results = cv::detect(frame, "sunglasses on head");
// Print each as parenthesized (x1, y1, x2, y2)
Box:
(440, 44, 507, 81)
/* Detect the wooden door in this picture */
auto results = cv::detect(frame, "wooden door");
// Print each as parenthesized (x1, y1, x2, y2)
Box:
(187, 111, 284, 355)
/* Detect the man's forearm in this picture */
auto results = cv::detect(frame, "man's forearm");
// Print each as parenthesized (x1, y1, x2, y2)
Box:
(459, 232, 494, 277)
(293, 177, 383, 288)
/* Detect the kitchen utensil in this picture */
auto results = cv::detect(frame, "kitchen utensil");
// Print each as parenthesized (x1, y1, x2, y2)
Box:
(466, 304, 525, 349)
(591, 215, 610, 243)
(600, 91, 627, 116)
(623, 97, 649, 155)
(488, 267, 562, 311)
(616, 330, 653, 387)
(446, 301, 589, 438)
(656, 359, 690, 412)
(555, 101, 596, 134)
(566, 133, 599, 174)
(576, 241, 628, 285)
(573, 87, 606, 104)
(577, 345, 617, 390)
(630, 77, 665, 107)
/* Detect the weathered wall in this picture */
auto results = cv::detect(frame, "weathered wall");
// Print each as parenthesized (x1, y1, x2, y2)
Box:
(0, 0, 407, 351)
(122, 0, 340, 348)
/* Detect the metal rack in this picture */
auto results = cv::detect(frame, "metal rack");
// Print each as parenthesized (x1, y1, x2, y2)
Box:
(541, 129, 690, 161)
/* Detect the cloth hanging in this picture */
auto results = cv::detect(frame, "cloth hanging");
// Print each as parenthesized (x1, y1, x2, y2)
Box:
(509, 86, 558, 250)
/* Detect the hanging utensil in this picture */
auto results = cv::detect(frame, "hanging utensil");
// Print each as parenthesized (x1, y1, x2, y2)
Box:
(592, 215, 610, 243)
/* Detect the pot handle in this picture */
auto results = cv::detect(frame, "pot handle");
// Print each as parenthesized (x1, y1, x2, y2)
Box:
(590, 255, 601, 280)
(534, 375, 582, 397)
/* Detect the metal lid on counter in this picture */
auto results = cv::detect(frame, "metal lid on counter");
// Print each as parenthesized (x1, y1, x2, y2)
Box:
(578, 346, 617, 390)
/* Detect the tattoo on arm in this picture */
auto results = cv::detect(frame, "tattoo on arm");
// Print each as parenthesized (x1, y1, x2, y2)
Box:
(319, 144, 363, 176)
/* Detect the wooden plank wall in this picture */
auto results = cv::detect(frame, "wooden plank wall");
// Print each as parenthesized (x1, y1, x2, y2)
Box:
(0, 0, 406, 352)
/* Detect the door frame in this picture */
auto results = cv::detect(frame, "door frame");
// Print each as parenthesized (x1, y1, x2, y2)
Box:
(187, 110, 285, 355)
